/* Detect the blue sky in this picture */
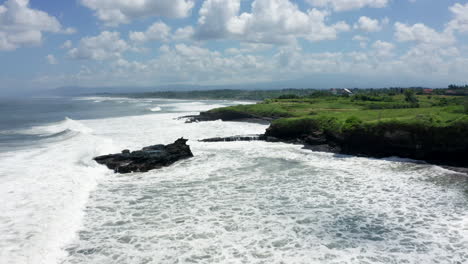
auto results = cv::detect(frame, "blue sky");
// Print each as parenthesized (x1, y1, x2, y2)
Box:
(1, 0, 468, 94)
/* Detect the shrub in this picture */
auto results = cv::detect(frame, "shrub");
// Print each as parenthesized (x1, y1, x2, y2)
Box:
(342, 116, 364, 131)
(268, 118, 319, 138)
(277, 94, 301, 99)
(433, 98, 449, 107)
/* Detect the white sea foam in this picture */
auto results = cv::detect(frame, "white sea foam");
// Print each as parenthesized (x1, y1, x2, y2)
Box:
(63, 111, 467, 264)
(0, 120, 119, 264)
(1, 99, 467, 264)
(148, 107, 161, 112)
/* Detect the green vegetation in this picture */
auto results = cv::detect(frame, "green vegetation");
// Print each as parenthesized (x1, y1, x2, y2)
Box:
(192, 86, 467, 166)
(113, 85, 468, 101)
(207, 90, 468, 136)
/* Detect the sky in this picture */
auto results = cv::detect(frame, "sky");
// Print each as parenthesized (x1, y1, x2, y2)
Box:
(1, 0, 468, 94)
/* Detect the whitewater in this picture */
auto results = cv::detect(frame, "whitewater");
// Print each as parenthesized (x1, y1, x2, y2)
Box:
(0, 97, 466, 264)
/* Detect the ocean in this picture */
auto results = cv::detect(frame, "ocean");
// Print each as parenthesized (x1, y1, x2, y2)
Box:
(0, 96, 466, 264)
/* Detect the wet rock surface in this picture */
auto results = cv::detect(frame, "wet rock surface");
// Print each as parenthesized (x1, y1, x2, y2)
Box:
(94, 138, 194, 174)
(199, 134, 266, 142)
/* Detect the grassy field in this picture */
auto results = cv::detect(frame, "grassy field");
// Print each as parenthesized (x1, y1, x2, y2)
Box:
(206, 91, 467, 166)
(210, 94, 468, 132)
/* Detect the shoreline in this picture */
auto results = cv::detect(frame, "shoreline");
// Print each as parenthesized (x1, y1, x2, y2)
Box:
(188, 110, 468, 174)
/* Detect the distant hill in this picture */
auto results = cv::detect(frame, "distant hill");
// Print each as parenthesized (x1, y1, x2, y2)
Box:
(43, 83, 295, 97)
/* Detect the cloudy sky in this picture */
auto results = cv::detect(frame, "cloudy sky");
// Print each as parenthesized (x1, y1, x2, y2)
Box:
(1, 0, 468, 93)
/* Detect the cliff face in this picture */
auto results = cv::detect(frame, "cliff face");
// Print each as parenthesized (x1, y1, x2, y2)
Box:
(266, 121, 468, 167)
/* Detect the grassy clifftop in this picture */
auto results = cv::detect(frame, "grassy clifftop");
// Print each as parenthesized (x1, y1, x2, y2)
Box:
(210, 94, 467, 129)
(206, 92, 468, 166)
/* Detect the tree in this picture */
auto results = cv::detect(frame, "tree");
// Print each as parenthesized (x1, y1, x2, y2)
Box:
(404, 90, 418, 104)
(464, 99, 468, 114)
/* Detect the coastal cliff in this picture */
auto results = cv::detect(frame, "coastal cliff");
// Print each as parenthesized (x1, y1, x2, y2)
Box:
(190, 100, 468, 168)
(265, 117, 468, 167)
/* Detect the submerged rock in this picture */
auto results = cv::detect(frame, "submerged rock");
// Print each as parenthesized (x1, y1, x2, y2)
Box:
(94, 138, 194, 174)
(199, 134, 266, 142)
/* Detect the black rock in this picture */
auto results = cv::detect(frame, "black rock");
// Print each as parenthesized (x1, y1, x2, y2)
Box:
(182, 110, 273, 124)
(199, 134, 266, 142)
(94, 138, 194, 174)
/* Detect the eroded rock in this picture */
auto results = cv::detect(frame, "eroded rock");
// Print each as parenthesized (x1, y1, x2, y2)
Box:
(94, 138, 194, 174)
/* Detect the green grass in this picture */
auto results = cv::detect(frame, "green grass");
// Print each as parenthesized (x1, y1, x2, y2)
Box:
(208, 94, 468, 134)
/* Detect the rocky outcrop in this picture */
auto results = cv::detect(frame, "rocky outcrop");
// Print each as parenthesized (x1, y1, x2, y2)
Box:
(94, 138, 194, 174)
(199, 134, 266, 142)
(183, 110, 273, 124)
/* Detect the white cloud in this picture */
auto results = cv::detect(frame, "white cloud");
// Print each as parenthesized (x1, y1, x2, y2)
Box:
(352, 35, 369, 48)
(372, 40, 394, 57)
(35, 39, 468, 89)
(0, 0, 68, 51)
(447, 3, 468, 33)
(46, 54, 58, 65)
(129, 22, 171, 43)
(394, 22, 455, 46)
(306, 0, 388, 12)
(173, 26, 195, 41)
(68, 31, 129, 60)
(195, 0, 350, 44)
(196, 0, 241, 39)
(63, 27, 77, 34)
(61, 40, 72, 49)
(80, 0, 195, 26)
(354, 16, 384, 32)
(225, 43, 273, 55)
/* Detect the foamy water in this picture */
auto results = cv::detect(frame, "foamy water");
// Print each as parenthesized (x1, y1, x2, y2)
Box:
(0, 99, 467, 264)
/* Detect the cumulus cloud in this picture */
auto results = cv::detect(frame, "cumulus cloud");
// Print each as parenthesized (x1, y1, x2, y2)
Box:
(80, 0, 194, 26)
(352, 35, 369, 48)
(173, 26, 195, 42)
(46, 54, 58, 65)
(306, 0, 388, 12)
(37, 38, 468, 89)
(129, 22, 171, 43)
(372, 40, 394, 57)
(447, 3, 468, 33)
(61, 40, 72, 49)
(196, 0, 241, 39)
(0, 0, 71, 51)
(195, 0, 350, 44)
(394, 22, 455, 46)
(225, 43, 273, 55)
(354, 16, 386, 32)
(68, 31, 129, 60)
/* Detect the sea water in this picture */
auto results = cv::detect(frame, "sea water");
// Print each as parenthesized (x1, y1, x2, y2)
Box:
(0, 97, 466, 264)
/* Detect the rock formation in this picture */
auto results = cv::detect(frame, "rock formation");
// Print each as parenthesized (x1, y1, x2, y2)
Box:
(94, 138, 193, 174)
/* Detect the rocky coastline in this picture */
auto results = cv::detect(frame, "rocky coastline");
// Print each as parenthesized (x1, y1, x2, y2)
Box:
(182, 109, 273, 124)
(191, 111, 468, 169)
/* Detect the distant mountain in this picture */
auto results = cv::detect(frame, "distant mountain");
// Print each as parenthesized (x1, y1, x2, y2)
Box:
(42, 82, 303, 96)
(25, 73, 446, 98)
